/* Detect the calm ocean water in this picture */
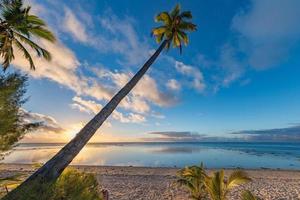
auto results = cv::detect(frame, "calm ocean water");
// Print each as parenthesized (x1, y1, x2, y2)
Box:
(2, 142, 300, 169)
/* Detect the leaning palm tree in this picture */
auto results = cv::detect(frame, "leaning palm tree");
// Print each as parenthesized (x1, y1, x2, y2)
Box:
(205, 170, 251, 200)
(177, 163, 209, 200)
(0, 0, 55, 71)
(4, 3, 196, 199)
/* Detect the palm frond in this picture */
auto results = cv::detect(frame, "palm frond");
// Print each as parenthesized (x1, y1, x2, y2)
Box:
(178, 31, 189, 45)
(0, 37, 14, 71)
(227, 170, 251, 189)
(180, 11, 192, 19)
(151, 26, 167, 36)
(241, 190, 260, 200)
(28, 26, 56, 42)
(155, 12, 171, 25)
(170, 4, 180, 18)
(177, 178, 196, 191)
(179, 21, 197, 31)
(14, 31, 51, 60)
(172, 34, 180, 47)
(152, 4, 196, 53)
(177, 164, 207, 200)
(13, 37, 35, 70)
(205, 170, 226, 200)
(155, 33, 164, 43)
(0, 0, 55, 70)
(26, 15, 46, 26)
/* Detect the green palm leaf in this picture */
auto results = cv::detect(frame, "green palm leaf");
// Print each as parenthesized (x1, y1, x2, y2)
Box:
(0, 0, 55, 71)
(205, 169, 252, 200)
(27, 27, 55, 42)
(241, 190, 260, 200)
(180, 11, 192, 19)
(176, 163, 208, 200)
(13, 37, 35, 69)
(152, 26, 167, 36)
(155, 12, 171, 25)
(170, 4, 180, 18)
(227, 170, 251, 190)
(14, 31, 51, 60)
(179, 22, 197, 31)
(152, 3, 196, 53)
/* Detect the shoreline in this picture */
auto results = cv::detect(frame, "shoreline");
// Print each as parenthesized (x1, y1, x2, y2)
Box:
(1, 163, 300, 172)
(1, 164, 300, 199)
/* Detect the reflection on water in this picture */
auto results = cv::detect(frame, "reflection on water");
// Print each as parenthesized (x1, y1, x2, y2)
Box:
(1, 142, 300, 169)
(150, 146, 202, 154)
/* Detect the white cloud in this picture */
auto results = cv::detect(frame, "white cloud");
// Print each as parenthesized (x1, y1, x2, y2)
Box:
(166, 79, 181, 91)
(97, 11, 149, 66)
(21, 108, 65, 133)
(112, 111, 146, 124)
(232, 0, 300, 69)
(63, 7, 89, 43)
(10, 37, 115, 102)
(71, 96, 102, 114)
(92, 68, 177, 113)
(191, 0, 300, 91)
(70, 96, 146, 124)
(175, 61, 205, 92)
(219, 44, 244, 87)
(12, 40, 81, 91)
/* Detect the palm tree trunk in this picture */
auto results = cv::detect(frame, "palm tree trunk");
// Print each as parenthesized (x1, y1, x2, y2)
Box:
(4, 40, 168, 199)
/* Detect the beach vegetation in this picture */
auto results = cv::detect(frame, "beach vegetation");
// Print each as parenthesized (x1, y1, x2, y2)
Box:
(241, 190, 261, 200)
(204, 169, 252, 200)
(1, 168, 103, 200)
(0, 0, 56, 71)
(177, 164, 254, 200)
(0, 72, 39, 152)
(177, 163, 209, 200)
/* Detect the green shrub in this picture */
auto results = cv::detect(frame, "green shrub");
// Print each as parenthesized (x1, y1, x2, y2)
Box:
(2, 168, 103, 200)
(51, 168, 102, 200)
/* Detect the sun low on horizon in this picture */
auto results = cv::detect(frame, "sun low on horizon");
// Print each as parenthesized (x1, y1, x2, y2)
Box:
(7, 0, 300, 144)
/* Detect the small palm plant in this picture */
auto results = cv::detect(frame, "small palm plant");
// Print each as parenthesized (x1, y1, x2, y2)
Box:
(204, 170, 252, 200)
(177, 163, 209, 200)
(241, 190, 261, 200)
(0, 0, 56, 71)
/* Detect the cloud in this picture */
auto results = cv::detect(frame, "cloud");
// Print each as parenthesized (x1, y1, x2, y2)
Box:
(21, 108, 65, 133)
(92, 68, 178, 113)
(195, 0, 300, 91)
(112, 111, 146, 124)
(146, 131, 207, 142)
(232, 0, 300, 69)
(71, 96, 102, 114)
(9, 3, 176, 125)
(70, 96, 146, 124)
(166, 79, 181, 91)
(10, 38, 115, 102)
(231, 125, 300, 141)
(63, 7, 88, 43)
(175, 61, 205, 92)
(150, 112, 165, 119)
(97, 10, 150, 66)
(151, 146, 202, 154)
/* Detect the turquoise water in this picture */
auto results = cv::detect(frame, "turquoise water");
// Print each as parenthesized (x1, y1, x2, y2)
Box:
(2, 142, 300, 169)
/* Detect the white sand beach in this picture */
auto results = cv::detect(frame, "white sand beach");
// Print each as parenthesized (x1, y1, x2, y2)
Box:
(0, 164, 299, 200)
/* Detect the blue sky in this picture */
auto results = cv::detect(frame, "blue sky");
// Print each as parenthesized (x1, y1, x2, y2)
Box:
(10, 0, 300, 142)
